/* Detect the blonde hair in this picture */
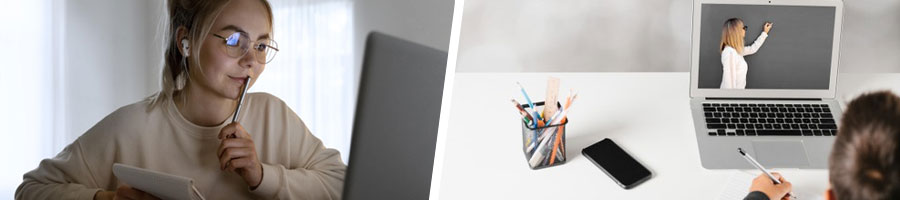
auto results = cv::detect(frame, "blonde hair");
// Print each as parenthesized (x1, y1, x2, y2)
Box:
(149, 0, 274, 111)
(720, 18, 744, 54)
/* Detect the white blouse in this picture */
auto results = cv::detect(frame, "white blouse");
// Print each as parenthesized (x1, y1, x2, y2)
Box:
(720, 32, 768, 89)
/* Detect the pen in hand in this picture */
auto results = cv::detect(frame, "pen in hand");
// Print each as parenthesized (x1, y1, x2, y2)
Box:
(738, 148, 796, 199)
(228, 76, 252, 138)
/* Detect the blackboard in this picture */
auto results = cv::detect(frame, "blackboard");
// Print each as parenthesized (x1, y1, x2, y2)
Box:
(698, 4, 835, 89)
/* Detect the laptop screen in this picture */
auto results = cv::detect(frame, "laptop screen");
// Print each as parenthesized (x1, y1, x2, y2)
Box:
(697, 4, 836, 90)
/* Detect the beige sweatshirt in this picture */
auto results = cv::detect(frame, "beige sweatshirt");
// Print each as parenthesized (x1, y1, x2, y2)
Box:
(15, 92, 346, 199)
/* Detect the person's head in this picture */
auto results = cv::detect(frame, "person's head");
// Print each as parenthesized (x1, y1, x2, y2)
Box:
(720, 18, 746, 54)
(152, 0, 277, 108)
(827, 91, 900, 200)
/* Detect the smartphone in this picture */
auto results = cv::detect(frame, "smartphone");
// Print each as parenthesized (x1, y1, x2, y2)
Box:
(581, 138, 652, 189)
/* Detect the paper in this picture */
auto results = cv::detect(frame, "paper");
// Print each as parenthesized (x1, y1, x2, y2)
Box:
(718, 171, 822, 200)
(717, 171, 755, 200)
(112, 163, 206, 200)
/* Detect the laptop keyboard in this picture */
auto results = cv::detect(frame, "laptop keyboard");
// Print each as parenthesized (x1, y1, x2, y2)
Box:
(703, 103, 837, 136)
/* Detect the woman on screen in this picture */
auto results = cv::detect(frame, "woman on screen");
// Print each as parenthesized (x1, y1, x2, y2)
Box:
(719, 18, 773, 89)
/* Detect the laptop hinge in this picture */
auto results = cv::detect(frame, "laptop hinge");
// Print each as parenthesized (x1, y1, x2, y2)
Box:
(705, 97, 822, 101)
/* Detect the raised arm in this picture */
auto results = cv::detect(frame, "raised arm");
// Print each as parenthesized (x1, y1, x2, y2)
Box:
(743, 22, 773, 56)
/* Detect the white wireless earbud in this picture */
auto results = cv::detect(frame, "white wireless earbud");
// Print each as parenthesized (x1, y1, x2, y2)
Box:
(181, 39, 190, 57)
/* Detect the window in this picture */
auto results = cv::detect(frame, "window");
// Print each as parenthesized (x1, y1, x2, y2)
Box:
(253, 0, 355, 163)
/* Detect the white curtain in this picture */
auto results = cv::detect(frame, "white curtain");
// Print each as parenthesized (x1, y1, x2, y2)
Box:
(256, 0, 355, 163)
(0, 0, 64, 197)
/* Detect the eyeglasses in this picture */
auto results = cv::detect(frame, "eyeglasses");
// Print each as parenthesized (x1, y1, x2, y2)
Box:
(742, 25, 748, 30)
(212, 32, 279, 64)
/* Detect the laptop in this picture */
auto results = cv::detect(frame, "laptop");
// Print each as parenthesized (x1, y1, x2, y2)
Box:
(343, 32, 447, 199)
(689, 0, 844, 169)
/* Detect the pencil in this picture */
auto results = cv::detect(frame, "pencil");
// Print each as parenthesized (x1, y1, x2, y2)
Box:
(549, 121, 565, 165)
(549, 91, 574, 165)
(516, 82, 543, 122)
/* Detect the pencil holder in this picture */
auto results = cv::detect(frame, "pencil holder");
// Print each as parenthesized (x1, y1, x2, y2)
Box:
(520, 101, 568, 170)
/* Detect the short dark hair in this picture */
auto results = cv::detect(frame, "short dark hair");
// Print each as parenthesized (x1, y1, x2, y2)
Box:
(829, 91, 900, 200)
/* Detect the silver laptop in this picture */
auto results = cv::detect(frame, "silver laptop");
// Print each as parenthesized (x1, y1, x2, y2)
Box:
(689, 0, 844, 169)
(343, 32, 447, 199)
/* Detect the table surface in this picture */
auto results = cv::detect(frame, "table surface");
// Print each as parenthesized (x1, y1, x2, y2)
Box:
(433, 72, 900, 199)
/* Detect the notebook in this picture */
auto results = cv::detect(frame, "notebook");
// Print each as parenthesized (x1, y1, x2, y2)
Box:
(112, 163, 205, 200)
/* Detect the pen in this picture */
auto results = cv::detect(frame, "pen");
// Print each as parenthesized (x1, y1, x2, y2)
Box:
(516, 82, 543, 123)
(738, 148, 797, 199)
(511, 99, 535, 127)
(528, 127, 555, 166)
(548, 90, 575, 165)
(226, 76, 251, 140)
(232, 76, 251, 123)
(533, 92, 576, 153)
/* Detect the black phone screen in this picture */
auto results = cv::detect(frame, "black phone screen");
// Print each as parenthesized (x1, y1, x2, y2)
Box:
(581, 138, 651, 189)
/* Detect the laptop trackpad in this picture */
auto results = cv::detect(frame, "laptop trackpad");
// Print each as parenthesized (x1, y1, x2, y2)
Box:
(752, 141, 810, 168)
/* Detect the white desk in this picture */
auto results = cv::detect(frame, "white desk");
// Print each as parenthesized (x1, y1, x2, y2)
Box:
(434, 72, 900, 199)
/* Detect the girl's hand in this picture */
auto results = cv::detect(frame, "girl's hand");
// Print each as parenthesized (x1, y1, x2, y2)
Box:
(218, 122, 263, 189)
(764, 22, 773, 33)
(749, 172, 792, 200)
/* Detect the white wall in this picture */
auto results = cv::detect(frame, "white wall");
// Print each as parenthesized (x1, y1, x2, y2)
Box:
(64, 0, 164, 146)
(839, 0, 900, 73)
(354, 0, 454, 53)
(455, 0, 900, 72)
(353, 0, 455, 87)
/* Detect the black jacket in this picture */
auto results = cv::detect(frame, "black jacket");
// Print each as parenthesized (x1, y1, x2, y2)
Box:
(744, 191, 770, 200)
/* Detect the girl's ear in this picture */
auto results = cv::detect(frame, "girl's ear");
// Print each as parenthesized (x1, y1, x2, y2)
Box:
(181, 39, 190, 57)
(175, 26, 191, 57)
